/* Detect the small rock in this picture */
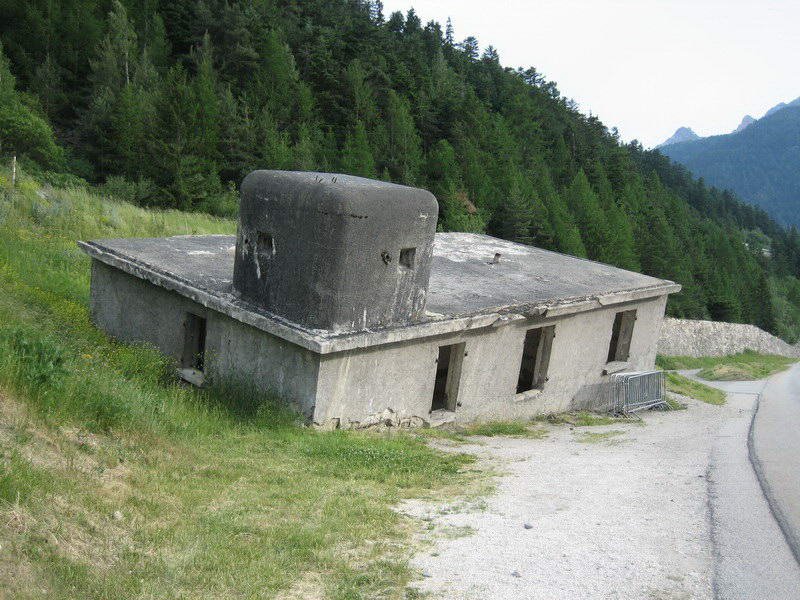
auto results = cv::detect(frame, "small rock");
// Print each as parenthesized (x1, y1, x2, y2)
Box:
(523, 523, 533, 529)
(313, 418, 340, 431)
(511, 570, 522, 578)
(113, 510, 123, 521)
(422, 571, 432, 578)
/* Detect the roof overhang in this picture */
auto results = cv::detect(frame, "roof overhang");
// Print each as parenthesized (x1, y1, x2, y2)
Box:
(79, 240, 680, 355)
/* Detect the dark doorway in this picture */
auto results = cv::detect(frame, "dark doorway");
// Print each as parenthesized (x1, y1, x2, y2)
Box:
(182, 313, 207, 372)
(607, 310, 636, 363)
(516, 326, 555, 393)
(431, 343, 466, 412)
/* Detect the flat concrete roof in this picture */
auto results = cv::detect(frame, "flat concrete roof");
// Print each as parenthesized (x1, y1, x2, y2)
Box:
(79, 233, 680, 353)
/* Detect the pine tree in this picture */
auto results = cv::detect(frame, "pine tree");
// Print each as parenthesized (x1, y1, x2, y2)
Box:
(340, 121, 376, 178)
(564, 170, 612, 261)
(439, 186, 487, 233)
(293, 123, 317, 171)
(191, 33, 221, 164)
(381, 90, 422, 184)
(82, 0, 158, 179)
(424, 139, 461, 199)
(494, 177, 535, 245)
(444, 18, 455, 46)
(345, 59, 377, 126)
(537, 172, 586, 257)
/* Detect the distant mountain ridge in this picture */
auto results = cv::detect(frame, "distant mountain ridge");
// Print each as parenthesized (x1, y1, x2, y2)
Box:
(765, 96, 800, 118)
(733, 115, 755, 133)
(658, 96, 800, 147)
(660, 102, 800, 226)
(657, 126, 700, 148)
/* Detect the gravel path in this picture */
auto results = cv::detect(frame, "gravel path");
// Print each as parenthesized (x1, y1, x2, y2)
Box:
(401, 382, 800, 599)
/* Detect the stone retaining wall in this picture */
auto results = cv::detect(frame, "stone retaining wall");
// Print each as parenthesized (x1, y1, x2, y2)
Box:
(658, 317, 800, 357)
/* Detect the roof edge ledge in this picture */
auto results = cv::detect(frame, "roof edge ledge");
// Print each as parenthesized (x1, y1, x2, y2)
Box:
(78, 240, 681, 355)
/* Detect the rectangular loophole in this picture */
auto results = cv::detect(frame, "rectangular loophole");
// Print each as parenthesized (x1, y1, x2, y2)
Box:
(399, 247, 416, 269)
(182, 313, 207, 372)
(516, 326, 555, 393)
(257, 231, 275, 259)
(431, 342, 466, 412)
(607, 309, 637, 363)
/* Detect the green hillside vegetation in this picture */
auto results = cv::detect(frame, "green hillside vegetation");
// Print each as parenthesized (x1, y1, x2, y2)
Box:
(0, 169, 474, 598)
(661, 106, 800, 228)
(2, 1, 800, 338)
(657, 351, 796, 381)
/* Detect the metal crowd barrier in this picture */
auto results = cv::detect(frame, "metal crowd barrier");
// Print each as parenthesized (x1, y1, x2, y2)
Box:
(609, 370, 667, 414)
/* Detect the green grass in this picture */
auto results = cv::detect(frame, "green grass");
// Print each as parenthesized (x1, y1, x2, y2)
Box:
(0, 169, 475, 599)
(460, 421, 547, 438)
(665, 373, 726, 405)
(418, 420, 548, 443)
(665, 396, 688, 411)
(576, 430, 626, 444)
(537, 410, 635, 427)
(656, 350, 796, 381)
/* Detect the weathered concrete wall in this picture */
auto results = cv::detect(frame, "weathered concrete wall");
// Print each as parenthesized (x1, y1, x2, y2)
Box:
(90, 259, 197, 359)
(657, 317, 800, 358)
(314, 295, 668, 426)
(208, 317, 319, 417)
(90, 260, 320, 416)
(234, 171, 438, 332)
(91, 257, 670, 425)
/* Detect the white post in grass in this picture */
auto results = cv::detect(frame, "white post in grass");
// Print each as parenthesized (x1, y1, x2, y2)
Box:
(11, 155, 16, 187)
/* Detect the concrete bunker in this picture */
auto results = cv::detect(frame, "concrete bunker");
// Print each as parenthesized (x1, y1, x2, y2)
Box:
(79, 170, 681, 427)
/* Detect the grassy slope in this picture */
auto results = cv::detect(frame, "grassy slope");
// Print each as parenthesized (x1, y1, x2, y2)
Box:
(0, 171, 474, 599)
(657, 351, 796, 381)
(665, 373, 726, 405)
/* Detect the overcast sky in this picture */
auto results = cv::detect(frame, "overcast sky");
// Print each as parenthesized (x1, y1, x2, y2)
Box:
(381, 0, 800, 147)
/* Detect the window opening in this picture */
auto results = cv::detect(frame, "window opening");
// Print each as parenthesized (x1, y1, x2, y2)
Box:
(182, 313, 207, 372)
(431, 343, 466, 412)
(516, 326, 555, 393)
(399, 247, 416, 269)
(607, 310, 637, 363)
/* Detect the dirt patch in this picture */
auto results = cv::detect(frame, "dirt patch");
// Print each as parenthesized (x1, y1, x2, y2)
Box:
(401, 399, 725, 599)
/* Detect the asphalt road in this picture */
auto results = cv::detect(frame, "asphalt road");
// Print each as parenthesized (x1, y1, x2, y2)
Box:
(683, 367, 800, 599)
(752, 363, 800, 563)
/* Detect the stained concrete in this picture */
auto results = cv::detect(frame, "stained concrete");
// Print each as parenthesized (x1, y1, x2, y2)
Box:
(427, 234, 672, 316)
(79, 233, 679, 354)
(314, 295, 669, 426)
(234, 171, 438, 332)
(81, 225, 680, 425)
(90, 260, 320, 416)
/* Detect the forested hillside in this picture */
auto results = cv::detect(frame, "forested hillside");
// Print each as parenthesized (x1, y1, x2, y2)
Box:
(2, 0, 800, 339)
(662, 106, 800, 227)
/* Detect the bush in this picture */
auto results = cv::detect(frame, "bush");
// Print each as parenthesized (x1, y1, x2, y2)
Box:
(100, 175, 158, 205)
(2, 327, 67, 388)
(0, 102, 64, 169)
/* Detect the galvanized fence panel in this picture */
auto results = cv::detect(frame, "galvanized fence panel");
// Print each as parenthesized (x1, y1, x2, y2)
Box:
(609, 370, 666, 414)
